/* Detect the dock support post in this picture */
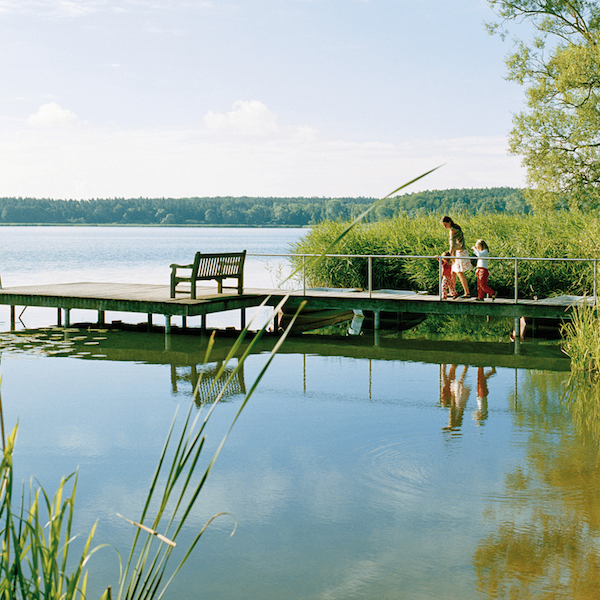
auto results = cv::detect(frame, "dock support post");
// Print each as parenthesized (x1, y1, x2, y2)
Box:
(10, 306, 15, 331)
(201, 314, 207, 331)
(182, 316, 187, 329)
(98, 310, 105, 326)
(241, 308, 246, 330)
(164, 317, 172, 351)
(63, 308, 70, 328)
(147, 314, 153, 332)
(374, 311, 380, 331)
(373, 311, 381, 347)
(57, 308, 62, 327)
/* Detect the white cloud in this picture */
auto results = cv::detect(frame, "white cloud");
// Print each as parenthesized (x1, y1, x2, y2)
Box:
(27, 102, 81, 128)
(204, 100, 279, 135)
(0, 101, 525, 199)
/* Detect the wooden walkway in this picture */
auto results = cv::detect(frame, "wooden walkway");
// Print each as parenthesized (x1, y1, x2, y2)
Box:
(0, 281, 582, 332)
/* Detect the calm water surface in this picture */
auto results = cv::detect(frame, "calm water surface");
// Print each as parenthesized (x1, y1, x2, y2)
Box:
(0, 227, 596, 599)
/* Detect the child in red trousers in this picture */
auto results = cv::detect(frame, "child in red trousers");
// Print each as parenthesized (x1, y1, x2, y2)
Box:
(471, 239, 496, 301)
(439, 251, 457, 300)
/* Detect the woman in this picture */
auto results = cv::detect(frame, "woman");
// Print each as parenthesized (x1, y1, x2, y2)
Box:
(440, 215, 471, 298)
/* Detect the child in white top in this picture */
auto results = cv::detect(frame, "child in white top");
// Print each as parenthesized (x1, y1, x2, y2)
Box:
(471, 239, 496, 301)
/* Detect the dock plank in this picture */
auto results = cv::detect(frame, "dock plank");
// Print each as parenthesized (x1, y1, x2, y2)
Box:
(0, 282, 581, 327)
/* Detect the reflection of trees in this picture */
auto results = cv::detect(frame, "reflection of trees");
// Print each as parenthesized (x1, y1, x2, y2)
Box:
(474, 370, 600, 598)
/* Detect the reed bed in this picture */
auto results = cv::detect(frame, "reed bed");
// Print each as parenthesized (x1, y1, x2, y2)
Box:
(562, 302, 600, 373)
(293, 212, 600, 299)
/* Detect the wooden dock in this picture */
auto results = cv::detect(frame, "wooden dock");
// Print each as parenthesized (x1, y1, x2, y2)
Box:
(0, 281, 580, 332)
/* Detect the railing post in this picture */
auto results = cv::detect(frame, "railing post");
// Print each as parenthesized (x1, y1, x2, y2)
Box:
(594, 258, 597, 304)
(303, 255, 306, 294)
(514, 258, 518, 304)
(368, 256, 373, 298)
(438, 255, 442, 299)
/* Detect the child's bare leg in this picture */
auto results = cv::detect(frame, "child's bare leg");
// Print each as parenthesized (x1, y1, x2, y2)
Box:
(457, 272, 470, 296)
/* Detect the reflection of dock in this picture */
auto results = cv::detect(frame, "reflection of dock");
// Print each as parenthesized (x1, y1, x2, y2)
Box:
(0, 282, 580, 330)
(171, 361, 246, 404)
(0, 327, 569, 372)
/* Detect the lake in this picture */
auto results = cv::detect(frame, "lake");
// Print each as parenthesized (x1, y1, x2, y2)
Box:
(0, 226, 596, 599)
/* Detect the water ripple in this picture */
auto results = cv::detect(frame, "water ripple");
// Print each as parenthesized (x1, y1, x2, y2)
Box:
(358, 434, 591, 506)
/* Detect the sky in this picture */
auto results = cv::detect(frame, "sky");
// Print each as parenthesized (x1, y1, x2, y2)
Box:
(0, 0, 528, 199)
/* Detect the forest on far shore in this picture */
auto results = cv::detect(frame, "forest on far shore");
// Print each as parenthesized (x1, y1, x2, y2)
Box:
(0, 188, 529, 226)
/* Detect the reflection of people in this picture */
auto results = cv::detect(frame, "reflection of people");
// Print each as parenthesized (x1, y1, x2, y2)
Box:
(440, 363, 455, 406)
(442, 364, 470, 431)
(471, 239, 496, 302)
(441, 216, 471, 298)
(510, 317, 527, 342)
(473, 367, 495, 425)
(439, 252, 458, 300)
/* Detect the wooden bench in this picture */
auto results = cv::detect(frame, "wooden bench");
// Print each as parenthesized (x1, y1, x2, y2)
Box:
(170, 251, 246, 298)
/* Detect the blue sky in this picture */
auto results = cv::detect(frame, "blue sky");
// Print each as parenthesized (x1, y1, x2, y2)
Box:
(0, 0, 526, 199)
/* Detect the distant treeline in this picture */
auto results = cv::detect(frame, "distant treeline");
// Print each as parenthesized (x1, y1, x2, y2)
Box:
(0, 188, 529, 226)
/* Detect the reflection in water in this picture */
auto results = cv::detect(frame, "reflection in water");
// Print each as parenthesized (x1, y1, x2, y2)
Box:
(564, 372, 600, 444)
(0, 328, 248, 402)
(170, 361, 246, 404)
(4, 326, 600, 597)
(474, 371, 600, 598)
(474, 366, 495, 425)
(440, 364, 471, 432)
(440, 365, 496, 432)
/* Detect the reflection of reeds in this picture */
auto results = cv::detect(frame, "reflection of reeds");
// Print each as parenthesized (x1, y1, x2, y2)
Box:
(563, 372, 600, 445)
(0, 169, 439, 599)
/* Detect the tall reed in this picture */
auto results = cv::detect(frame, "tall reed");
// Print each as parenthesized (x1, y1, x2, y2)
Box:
(561, 301, 600, 372)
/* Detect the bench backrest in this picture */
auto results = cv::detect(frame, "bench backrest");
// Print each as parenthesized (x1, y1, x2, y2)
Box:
(193, 251, 246, 278)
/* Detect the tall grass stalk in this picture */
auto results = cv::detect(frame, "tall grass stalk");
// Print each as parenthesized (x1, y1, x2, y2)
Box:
(0, 170, 436, 599)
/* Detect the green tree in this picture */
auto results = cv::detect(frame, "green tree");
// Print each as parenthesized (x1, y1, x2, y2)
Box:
(488, 1, 600, 210)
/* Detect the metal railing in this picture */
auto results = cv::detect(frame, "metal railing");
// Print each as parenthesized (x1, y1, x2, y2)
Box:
(247, 252, 600, 303)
